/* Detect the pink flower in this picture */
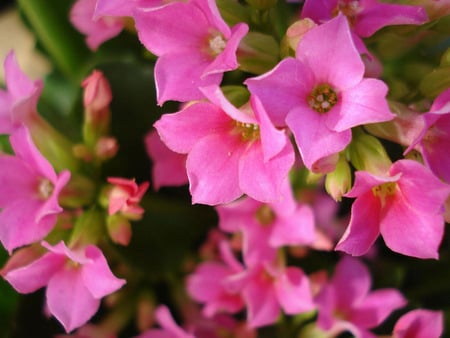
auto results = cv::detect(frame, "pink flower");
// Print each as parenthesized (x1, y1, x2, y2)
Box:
(216, 190, 315, 266)
(0, 51, 43, 134)
(246, 15, 393, 172)
(107, 177, 149, 219)
(2, 241, 125, 333)
(301, 0, 428, 38)
(154, 86, 295, 205)
(0, 126, 70, 253)
(134, 0, 248, 104)
(315, 256, 406, 338)
(144, 130, 188, 190)
(406, 88, 450, 183)
(336, 159, 450, 259)
(393, 309, 443, 338)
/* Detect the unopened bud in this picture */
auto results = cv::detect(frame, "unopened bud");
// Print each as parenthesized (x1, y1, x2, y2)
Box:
(95, 137, 119, 161)
(282, 19, 317, 56)
(106, 214, 132, 246)
(82, 70, 112, 112)
(325, 154, 351, 201)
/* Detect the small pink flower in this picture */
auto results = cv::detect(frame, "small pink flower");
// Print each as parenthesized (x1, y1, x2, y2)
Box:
(315, 256, 406, 338)
(336, 159, 450, 259)
(2, 241, 126, 333)
(107, 177, 149, 219)
(393, 309, 443, 338)
(0, 126, 70, 253)
(0, 51, 43, 134)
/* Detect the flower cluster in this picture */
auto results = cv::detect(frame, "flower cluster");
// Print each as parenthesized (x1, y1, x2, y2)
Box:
(1, 0, 449, 337)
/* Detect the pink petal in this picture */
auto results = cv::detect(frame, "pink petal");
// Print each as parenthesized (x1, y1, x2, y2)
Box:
(5, 51, 42, 101)
(155, 305, 195, 338)
(241, 221, 276, 267)
(187, 134, 244, 205)
(47, 267, 100, 332)
(335, 193, 381, 256)
(0, 156, 36, 206)
(345, 171, 398, 198)
(300, 0, 336, 22)
(216, 197, 260, 233)
(393, 309, 444, 338)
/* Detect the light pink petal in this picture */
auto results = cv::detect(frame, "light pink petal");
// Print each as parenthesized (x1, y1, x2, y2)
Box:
(2, 251, 65, 293)
(315, 285, 336, 330)
(154, 53, 221, 104)
(327, 78, 393, 132)
(35, 170, 70, 223)
(154, 102, 229, 154)
(94, 0, 136, 17)
(391, 160, 450, 214)
(245, 57, 314, 126)
(241, 221, 276, 267)
(393, 309, 444, 338)
(335, 193, 381, 256)
(286, 107, 351, 171)
(380, 194, 444, 259)
(187, 134, 244, 205)
(215, 197, 260, 233)
(296, 14, 364, 90)
(355, 1, 428, 37)
(239, 141, 294, 203)
(0, 156, 36, 206)
(345, 170, 398, 198)
(155, 305, 195, 338)
(274, 267, 315, 314)
(81, 245, 125, 298)
(191, 0, 230, 37)
(349, 289, 406, 329)
(47, 268, 100, 332)
(300, 0, 336, 22)
(270, 204, 316, 247)
(5, 51, 41, 101)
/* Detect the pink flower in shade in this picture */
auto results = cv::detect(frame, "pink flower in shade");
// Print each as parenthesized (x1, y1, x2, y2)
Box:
(134, 0, 248, 104)
(1, 241, 125, 333)
(70, 0, 125, 50)
(406, 88, 450, 183)
(137, 305, 195, 338)
(336, 159, 450, 259)
(0, 51, 43, 135)
(0, 126, 70, 253)
(300, 0, 428, 38)
(246, 15, 393, 172)
(216, 189, 315, 267)
(107, 177, 149, 219)
(315, 256, 406, 338)
(154, 86, 295, 205)
(144, 130, 188, 190)
(393, 309, 443, 338)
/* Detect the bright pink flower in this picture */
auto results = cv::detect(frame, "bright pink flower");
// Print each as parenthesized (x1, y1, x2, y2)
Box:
(2, 241, 125, 333)
(154, 86, 295, 205)
(315, 256, 406, 338)
(301, 0, 428, 38)
(107, 177, 149, 219)
(0, 126, 70, 253)
(137, 305, 195, 338)
(0, 51, 43, 134)
(393, 309, 443, 338)
(70, 0, 125, 50)
(246, 15, 393, 172)
(406, 88, 450, 183)
(336, 159, 450, 259)
(134, 0, 248, 104)
(216, 190, 315, 266)
(144, 130, 188, 190)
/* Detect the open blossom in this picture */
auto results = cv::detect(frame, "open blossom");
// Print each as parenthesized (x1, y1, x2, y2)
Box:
(107, 177, 149, 219)
(134, 0, 248, 104)
(315, 256, 406, 338)
(2, 241, 125, 333)
(392, 309, 443, 338)
(301, 0, 428, 38)
(0, 126, 70, 253)
(246, 14, 393, 172)
(336, 159, 450, 259)
(154, 86, 295, 205)
(0, 51, 43, 134)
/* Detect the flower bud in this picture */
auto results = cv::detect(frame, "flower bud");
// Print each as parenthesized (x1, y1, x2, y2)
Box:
(106, 214, 132, 246)
(325, 154, 351, 201)
(281, 19, 317, 56)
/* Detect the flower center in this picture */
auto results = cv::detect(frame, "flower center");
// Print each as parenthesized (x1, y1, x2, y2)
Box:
(372, 182, 397, 206)
(234, 121, 260, 142)
(332, 0, 361, 26)
(209, 34, 227, 56)
(308, 84, 338, 113)
(255, 205, 276, 226)
(38, 178, 54, 200)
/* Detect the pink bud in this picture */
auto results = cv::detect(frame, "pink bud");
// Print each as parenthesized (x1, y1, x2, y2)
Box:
(82, 70, 112, 112)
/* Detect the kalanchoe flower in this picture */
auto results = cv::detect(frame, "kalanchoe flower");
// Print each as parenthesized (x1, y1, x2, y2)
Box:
(0, 51, 43, 134)
(107, 177, 149, 220)
(336, 159, 450, 259)
(134, 0, 248, 104)
(0, 126, 70, 253)
(315, 256, 406, 338)
(154, 86, 295, 205)
(144, 130, 188, 190)
(1, 241, 126, 333)
(246, 15, 393, 172)
(392, 309, 443, 338)
(301, 0, 428, 38)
